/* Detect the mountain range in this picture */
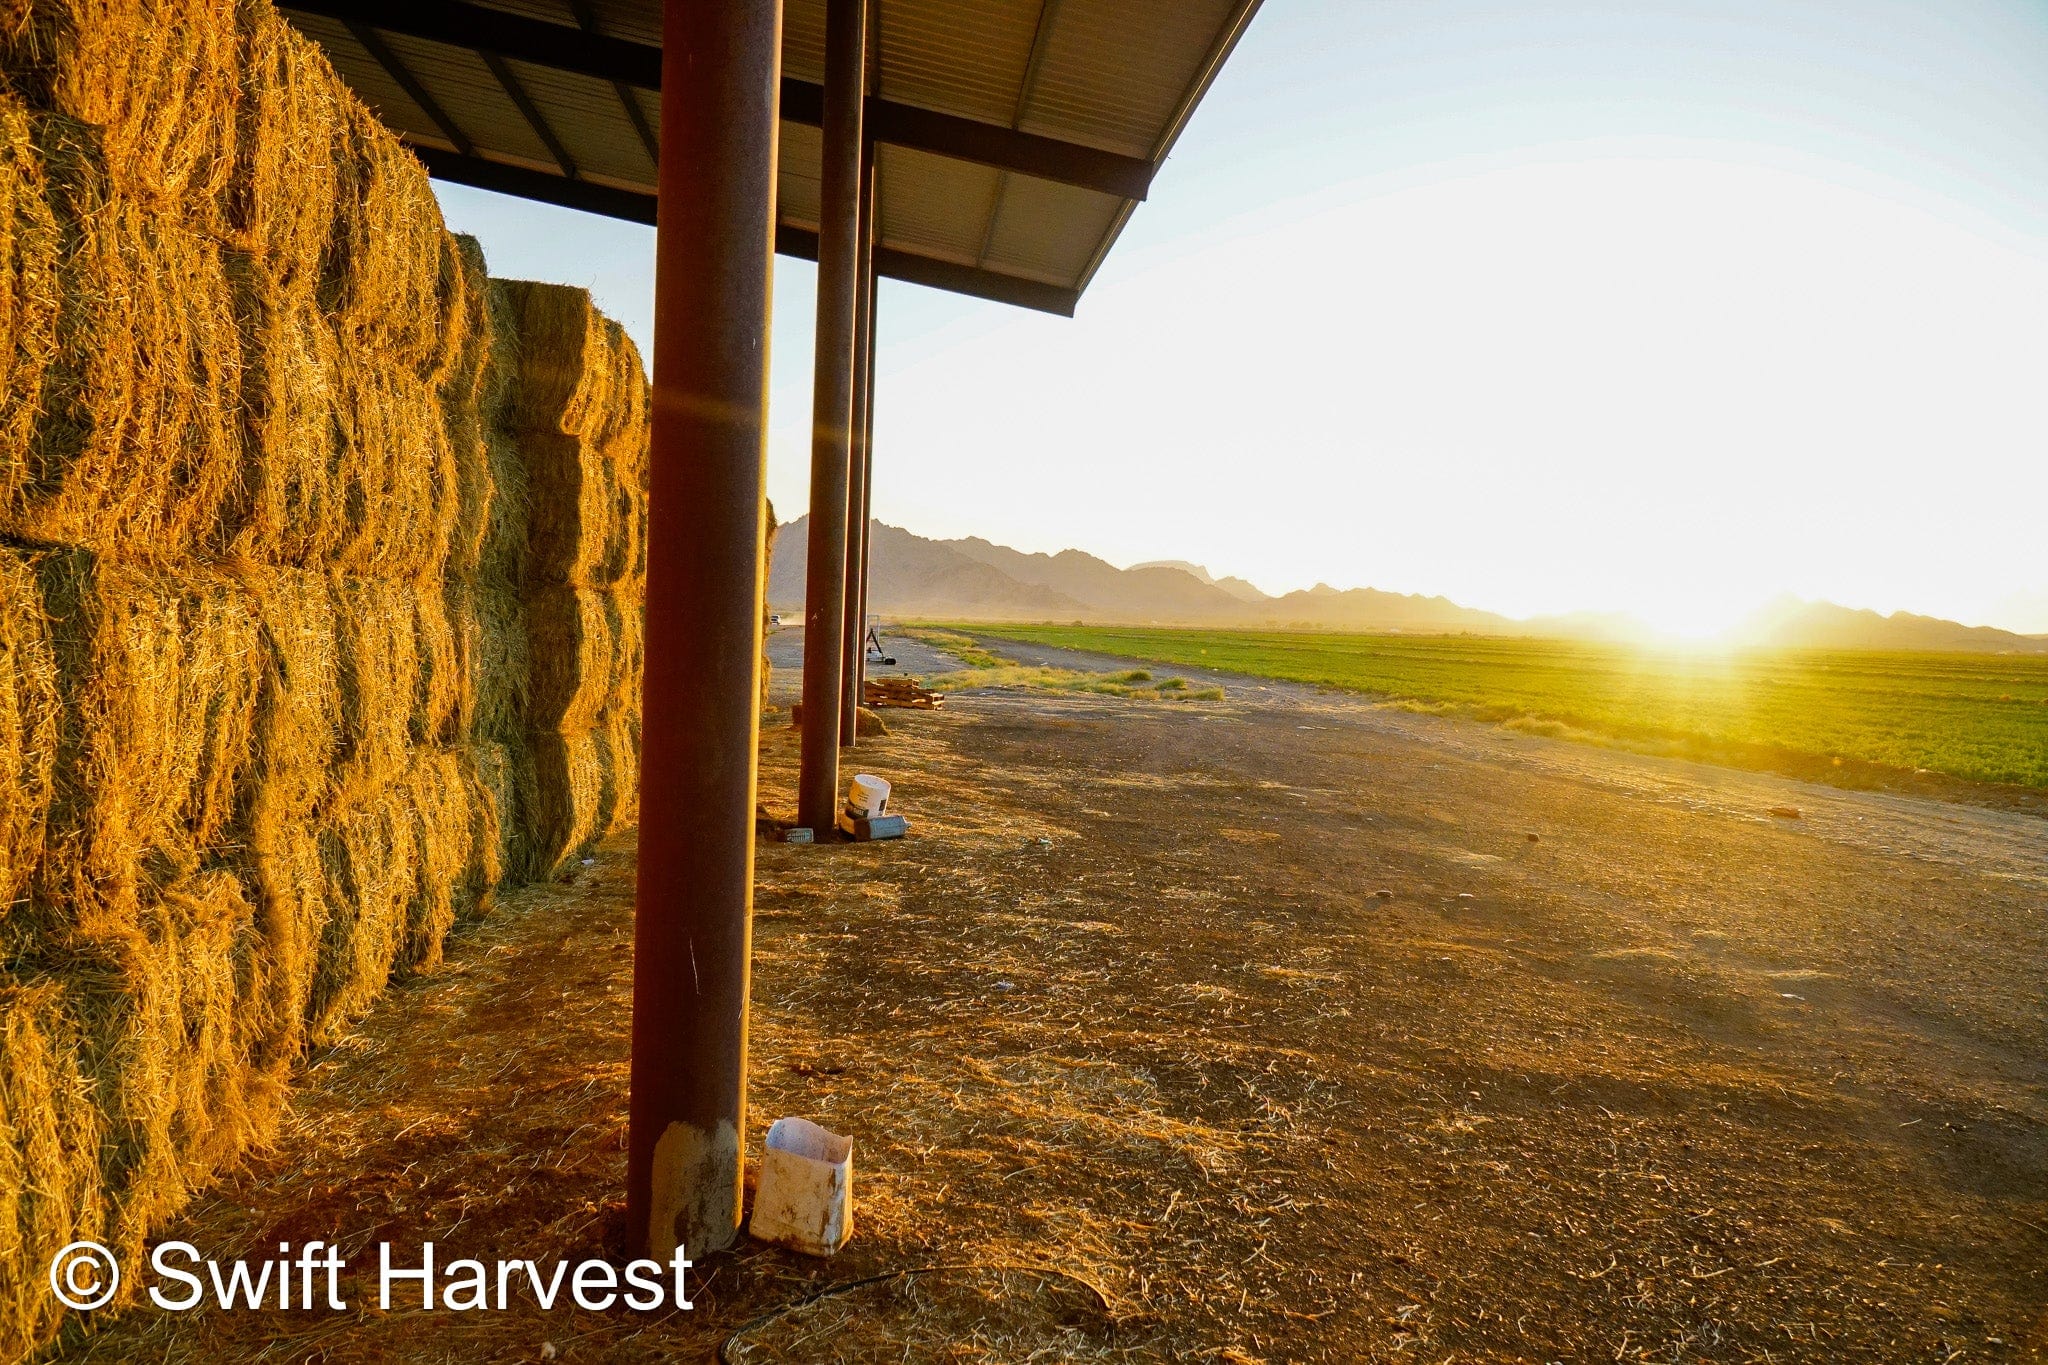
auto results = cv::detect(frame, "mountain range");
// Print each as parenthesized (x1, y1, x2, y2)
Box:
(768, 517, 2048, 654)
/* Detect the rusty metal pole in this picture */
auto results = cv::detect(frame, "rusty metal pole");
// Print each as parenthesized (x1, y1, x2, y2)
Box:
(626, 0, 780, 1264)
(855, 268, 878, 702)
(798, 0, 866, 829)
(838, 143, 876, 747)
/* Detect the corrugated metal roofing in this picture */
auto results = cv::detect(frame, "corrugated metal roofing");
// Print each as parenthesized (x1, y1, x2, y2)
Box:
(281, 0, 1260, 313)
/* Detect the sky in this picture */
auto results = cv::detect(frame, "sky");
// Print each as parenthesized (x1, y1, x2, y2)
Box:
(436, 0, 2048, 637)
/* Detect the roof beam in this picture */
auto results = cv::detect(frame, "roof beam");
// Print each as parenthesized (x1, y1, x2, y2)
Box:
(408, 145, 1079, 317)
(564, 0, 658, 169)
(480, 50, 579, 178)
(347, 22, 471, 155)
(281, 0, 1152, 200)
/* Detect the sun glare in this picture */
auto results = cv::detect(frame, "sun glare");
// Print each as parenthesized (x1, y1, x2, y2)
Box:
(1628, 596, 1753, 646)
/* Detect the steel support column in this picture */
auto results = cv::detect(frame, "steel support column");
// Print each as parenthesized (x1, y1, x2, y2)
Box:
(625, 0, 780, 1264)
(839, 143, 876, 747)
(854, 268, 878, 708)
(797, 0, 866, 830)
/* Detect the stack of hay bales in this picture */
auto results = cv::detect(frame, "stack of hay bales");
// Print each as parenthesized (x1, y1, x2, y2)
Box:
(496, 281, 649, 880)
(0, 3, 648, 1354)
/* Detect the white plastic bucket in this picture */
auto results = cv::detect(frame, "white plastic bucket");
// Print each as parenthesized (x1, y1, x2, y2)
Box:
(751, 1118, 854, 1256)
(846, 773, 890, 817)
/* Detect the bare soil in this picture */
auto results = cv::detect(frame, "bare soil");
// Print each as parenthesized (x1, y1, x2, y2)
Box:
(49, 630, 2048, 1363)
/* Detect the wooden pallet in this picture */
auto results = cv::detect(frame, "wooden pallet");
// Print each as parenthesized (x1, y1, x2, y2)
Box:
(863, 677, 945, 709)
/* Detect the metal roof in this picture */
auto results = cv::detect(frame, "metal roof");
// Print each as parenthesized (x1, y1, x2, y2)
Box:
(280, 0, 1262, 315)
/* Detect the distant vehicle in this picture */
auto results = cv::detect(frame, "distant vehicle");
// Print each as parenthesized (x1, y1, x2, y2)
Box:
(768, 613, 783, 626)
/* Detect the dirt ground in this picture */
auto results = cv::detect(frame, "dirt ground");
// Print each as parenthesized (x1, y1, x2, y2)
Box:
(48, 627, 2048, 1363)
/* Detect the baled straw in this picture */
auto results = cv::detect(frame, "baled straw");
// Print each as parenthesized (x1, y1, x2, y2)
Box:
(320, 96, 455, 382)
(301, 749, 478, 1044)
(445, 576, 529, 746)
(49, 871, 276, 1260)
(496, 279, 617, 440)
(26, 550, 262, 938)
(0, 549, 58, 920)
(325, 348, 460, 579)
(521, 585, 631, 734)
(0, 977, 105, 1362)
(442, 236, 518, 577)
(0, 0, 239, 222)
(328, 575, 464, 802)
(224, 4, 344, 297)
(514, 728, 616, 881)
(0, 93, 59, 464)
(221, 254, 346, 569)
(3, 115, 242, 561)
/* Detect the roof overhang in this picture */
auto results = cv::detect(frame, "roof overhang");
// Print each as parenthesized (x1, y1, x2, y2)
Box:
(280, 0, 1262, 315)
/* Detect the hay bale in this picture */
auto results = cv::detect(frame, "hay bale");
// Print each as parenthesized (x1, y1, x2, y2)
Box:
(516, 729, 613, 881)
(327, 575, 465, 800)
(0, 94, 59, 465)
(522, 586, 634, 733)
(446, 577, 528, 747)
(320, 97, 453, 380)
(220, 255, 347, 568)
(599, 708, 639, 833)
(326, 349, 459, 578)
(22, 551, 262, 942)
(49, 872, 278, 1256)
(225, 4, 344, 296)
(497, 283, 650, 589)
(0, 0, 239, 220)
(442, 238, 518, 578)
(300, 750, 472, 1044)
(220, 257, 465, 578)
(459, 740, 517, 918)
(1, 115, 242, 561)
(0, 549, 57, 918)
(497, 280, 620, 440)
(0, 977, 104, 1360)
(511, 431, 621, 591)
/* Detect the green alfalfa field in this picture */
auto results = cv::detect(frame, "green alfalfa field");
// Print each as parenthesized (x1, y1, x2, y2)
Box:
(937, 625, 2048, 792)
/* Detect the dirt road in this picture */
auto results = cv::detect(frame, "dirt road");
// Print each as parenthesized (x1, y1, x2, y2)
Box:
(59, 627, 2047, 1363)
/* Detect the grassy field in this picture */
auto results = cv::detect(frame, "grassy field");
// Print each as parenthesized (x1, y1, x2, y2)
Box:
(941, 625, 2048, 790)
(902, 629, 1227, 700)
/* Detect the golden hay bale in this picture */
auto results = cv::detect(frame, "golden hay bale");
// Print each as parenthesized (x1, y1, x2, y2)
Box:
(474, 421, 529, 591)
(497, 279, 617, 439)
(0, 93, 58, 464)
(497, 301, 649, 588)
(459, 740, 516, 918)
(598, 708, 639, 834)
(0, 549, 57, 917)
(327, 575, 464, 802)
(301, 748, 476, 1044)
(224, 3, 344, 297)
(0, 0, 239, 221)
(24, 551, 262, 938)
(515, 728, 616, 881)
(220, 256, 347, 569)
(223, 260, 462, 578)
(326, 350, 460, 579)
(512, 431, 619, 590)
(521, 585, 636, 734)
(0, 977, 104, 1361)
(1, 116, 242, 561)
(49, 872, 279, 1259)
(319, 96, 453, 380)
(445, 576, 528, 746)
(443, 239, 518, 578)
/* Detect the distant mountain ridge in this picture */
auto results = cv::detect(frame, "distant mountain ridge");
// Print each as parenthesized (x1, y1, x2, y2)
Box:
(767, 516, 2048, 653)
